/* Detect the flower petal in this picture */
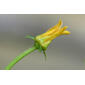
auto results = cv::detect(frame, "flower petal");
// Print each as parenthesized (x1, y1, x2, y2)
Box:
(40, 19, 63, 38)
(47, 19, 62, 32)
(59, 26, 68, 33)
(62, 30, 70, 35)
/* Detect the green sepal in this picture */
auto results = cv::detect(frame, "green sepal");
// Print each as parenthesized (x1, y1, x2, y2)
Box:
(34, 41, 47, 61)
(25, 35, 35, 40)
(43, 50, 47, 61)
(34, 41, 43, 52)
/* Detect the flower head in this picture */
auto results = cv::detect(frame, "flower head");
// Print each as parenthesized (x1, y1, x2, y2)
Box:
(35, 19, 70, 50)
(26, 19, 70, 60)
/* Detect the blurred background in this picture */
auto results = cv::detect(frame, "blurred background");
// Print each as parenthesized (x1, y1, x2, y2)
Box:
(0, 14, 85, 70)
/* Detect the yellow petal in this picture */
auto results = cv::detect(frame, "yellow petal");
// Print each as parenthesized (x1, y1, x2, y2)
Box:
(40, 19, 63, 38)
(44, 32, 60, 42)
(59, 26, 68, 33)
(62, 30, 70, 35)
(47, 19, 62, 32)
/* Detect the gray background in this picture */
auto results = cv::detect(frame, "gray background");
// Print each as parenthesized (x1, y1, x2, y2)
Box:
(0, 14, 85, 70)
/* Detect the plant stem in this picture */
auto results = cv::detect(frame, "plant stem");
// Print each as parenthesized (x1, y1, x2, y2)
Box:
(5, 46, 37, 70)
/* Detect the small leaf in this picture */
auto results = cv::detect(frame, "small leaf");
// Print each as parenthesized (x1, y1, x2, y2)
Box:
(25, 35, 35, 40)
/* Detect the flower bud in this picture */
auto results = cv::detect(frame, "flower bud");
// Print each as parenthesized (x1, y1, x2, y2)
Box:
(35, 19, 70, 50)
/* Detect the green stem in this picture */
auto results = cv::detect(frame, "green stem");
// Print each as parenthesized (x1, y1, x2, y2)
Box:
(5, 46, 37, 70)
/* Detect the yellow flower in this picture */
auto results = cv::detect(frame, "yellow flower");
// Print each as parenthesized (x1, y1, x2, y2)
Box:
(25, 19, 70, 59)
(35, 19, 70, 50)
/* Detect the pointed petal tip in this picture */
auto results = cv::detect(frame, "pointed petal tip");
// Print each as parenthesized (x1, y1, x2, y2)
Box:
(58, 19, 63, 26)
(62, 30, 70, 35)
(59, 26, 68, 33)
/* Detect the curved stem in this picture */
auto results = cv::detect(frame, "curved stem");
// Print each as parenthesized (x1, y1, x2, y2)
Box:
(5, 46, 37, 70)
